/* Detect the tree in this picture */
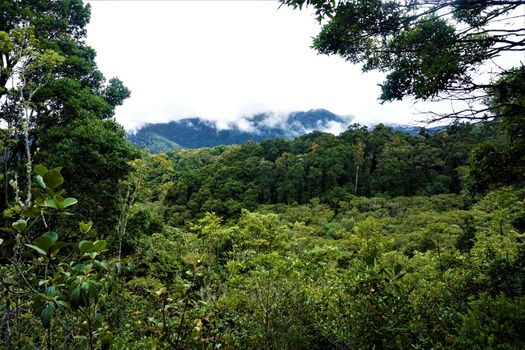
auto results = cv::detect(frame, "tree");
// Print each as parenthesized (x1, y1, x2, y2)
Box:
(353, 138, 364, 195)
(281, 0, 525, 121)
(467, 66, 525, 192)
(0, 25, 66, 207)
(0, 1, 138, 235)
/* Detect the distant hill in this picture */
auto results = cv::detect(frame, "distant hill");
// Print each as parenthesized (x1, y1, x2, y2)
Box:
(128, 109, 449, 153)
(128, 109, 353, 152)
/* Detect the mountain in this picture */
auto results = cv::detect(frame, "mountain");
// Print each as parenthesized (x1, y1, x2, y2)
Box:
(128, 109, 353, 152)
(127, 109, 450, 153)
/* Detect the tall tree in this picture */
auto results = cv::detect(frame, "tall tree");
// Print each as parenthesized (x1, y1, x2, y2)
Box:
(0, 0, 138, 236)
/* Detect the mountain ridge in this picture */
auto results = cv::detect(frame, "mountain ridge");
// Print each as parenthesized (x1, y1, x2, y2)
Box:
(128, 109, 353, 152)
(128, 109, 446, 153)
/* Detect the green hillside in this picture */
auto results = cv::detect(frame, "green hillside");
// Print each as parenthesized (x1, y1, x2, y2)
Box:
(130, 131, 183, 153)
(128, 109, 353, 152)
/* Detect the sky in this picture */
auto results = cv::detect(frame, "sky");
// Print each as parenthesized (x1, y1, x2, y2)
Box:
(85, 1, 523, 132)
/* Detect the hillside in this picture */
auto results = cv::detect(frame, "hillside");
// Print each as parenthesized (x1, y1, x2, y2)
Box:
(128, 109, 353, 152)
(128, 109, 450, 153)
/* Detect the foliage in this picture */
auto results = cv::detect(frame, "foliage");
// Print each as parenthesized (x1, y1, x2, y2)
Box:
(469, 67, 525, 193)
(1, 165, 112, 349)
(135, 121, 494, 223)
(0, 0, 138, 237)
(1, 1, 524, 349)
(281, 0, 525, 121)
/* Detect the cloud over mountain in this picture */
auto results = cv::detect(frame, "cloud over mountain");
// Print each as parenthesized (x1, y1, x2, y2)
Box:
(128, 109, 354, 152)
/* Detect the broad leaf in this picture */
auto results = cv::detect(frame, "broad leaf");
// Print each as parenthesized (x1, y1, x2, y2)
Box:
(22, 207, 41, 218)
(31, 188, 44, 202)
(49, 242, 68, 257)
(40, 302, 55, 328)
(70, 286, 81, 305)
(79, 241, 95, 255)
(43, 168, 64, 190)
(81, 282, 90, 305)
(12, 219, 27, 232)
(393, 263, 402, 276)
(44, 285, 59, 297)
(94, 260, 108, 271)
(34, 164, 48, 177)
(32, 231, 59, 253)
(79, 220, 93, 234)
(45, 198, 59, 210)
(25, 244, 47, 256)
(93, 240, 107, 252)
(56, 300, 68, 309)
(42, 231, 58, 245)
(62, 197, 78, 208)
(32, 236, 53, 253)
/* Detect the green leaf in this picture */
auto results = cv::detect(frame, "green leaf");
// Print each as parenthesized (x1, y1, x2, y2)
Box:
(93, 240, 107, 252)
(93, 260, 108, 271)
(0, 238, 3, 246)
(41, 302, 55, 328)
(62, 197, 78, 208)
(49, 242, 68, 257)
(25, 244, 47, 256)
(31, 232, 58, 253)
(12, 219, 27, 232)
(70, 286, 81, 305)
(81, 282, 90, 305)
(79, 241, 95, 255)
(35, 175, 46, 189)
(44, 285, 59, 297)
(34, 164, 48, 177)
(43, 168, 64, 190)
(73, 263, 87, 273)
(31, 188, 44, 202)
(56, 300, 68, 309)
(22, 207, 40, 218)
(79, 220, 93, 234)
(45, 198, 59, 210)
(42, 231, 58, 245)
(32, 236, 53, 253)
(88, 281, 99, 302)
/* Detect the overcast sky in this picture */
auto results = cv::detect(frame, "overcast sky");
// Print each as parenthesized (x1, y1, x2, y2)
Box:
(85, 1, 522, 131)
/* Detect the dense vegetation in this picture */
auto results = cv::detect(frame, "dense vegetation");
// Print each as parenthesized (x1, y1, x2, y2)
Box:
(148, 122, 493, 224)
(1, 0, 524, 349)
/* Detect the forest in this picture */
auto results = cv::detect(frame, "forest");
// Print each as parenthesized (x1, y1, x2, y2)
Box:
(1, 0, 524, 349)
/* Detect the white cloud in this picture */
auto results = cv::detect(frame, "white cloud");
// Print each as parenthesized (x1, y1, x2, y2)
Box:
(86, 1, 523, 131)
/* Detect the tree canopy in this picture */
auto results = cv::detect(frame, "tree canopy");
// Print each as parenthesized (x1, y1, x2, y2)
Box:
(281, 0, 525, 121)
(0, 0, 138, 236)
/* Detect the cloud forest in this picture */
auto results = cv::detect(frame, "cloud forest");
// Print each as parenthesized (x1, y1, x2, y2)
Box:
(0, 1, 524, 349)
